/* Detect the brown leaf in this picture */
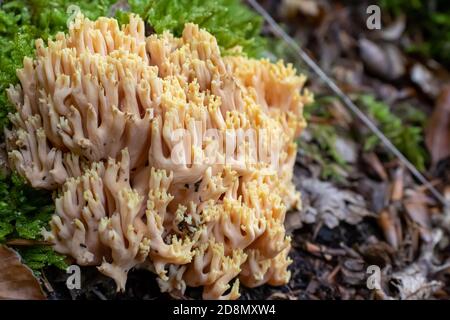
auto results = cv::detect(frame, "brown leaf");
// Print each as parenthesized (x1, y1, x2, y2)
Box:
(359, 241, 394, 267)
(390, 165, 404, 202)
(363, 152, 388, 181)
(359, 39, 405, 81)
(299, 178, 373, 229)
(285, 211, 304, 233)
(404, 190, 432, 241)
(425, 85, 450, 166)
(280, 0, 320, 18)
(377, 208, 402, 250)
(5, 239, 51, 246)
(410, 63, 440, 99)
(376, 14, 406, 41)
(0, 245, 46, 300)
(334, 136, 357, 163)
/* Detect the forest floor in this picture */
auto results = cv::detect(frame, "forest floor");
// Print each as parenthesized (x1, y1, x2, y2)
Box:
(6, 0, 450, 300)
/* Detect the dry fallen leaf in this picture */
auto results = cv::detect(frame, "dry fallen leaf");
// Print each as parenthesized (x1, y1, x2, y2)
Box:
(299, 178, 373, 229)
(285, 211, 304, 233)
(363, 152, 388, 181)
(404, 190, 432, 242)
(359, 39, 405, 81)
(340, 258, 366, 286)
(377, 207, 402, 250)
(376, 14, 406, 41)
(389, 230, 445, 300)
(425, 85, 450, 166)
(334, 136, 357, 163)
(410, 63, 440, 99)
(280, 0, 320, 18)
(0, 245, 46, 300)
(390, 264, 442, 300)
(390, 165, 404, 202)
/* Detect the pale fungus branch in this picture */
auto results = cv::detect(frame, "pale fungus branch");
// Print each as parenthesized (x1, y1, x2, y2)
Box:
(6, 14, 310, 299)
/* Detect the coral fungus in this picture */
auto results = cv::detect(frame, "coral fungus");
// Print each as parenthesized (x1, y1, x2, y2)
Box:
(5, 14, 312, 299)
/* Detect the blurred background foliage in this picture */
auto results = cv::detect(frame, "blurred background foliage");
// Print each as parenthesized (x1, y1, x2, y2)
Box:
(380, 0, 450, 67)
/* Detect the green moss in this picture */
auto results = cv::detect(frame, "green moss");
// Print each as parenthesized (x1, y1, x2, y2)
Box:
(120, 0, 266, 57)
(0, 173, 67, 273)
(17, 246, 68, 276)
(379, 0, 450, 67)
(298, 97, 349, 182)
(359, 95, 427, 171)
(298, 132, 349, 182)
(0, 173, 53, 241)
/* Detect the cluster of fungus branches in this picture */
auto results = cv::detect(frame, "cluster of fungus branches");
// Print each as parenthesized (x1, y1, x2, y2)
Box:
(4, 14, 312, 299)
